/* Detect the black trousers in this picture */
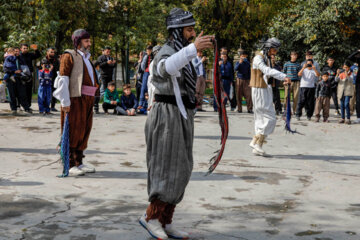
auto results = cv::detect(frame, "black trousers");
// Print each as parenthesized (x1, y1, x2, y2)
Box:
(356, 82, 360, 118)
(272, 81, 282, 112)
(330, 87, 339, 110)
(296, 87, 315, 118)
(51, 80, 57, 109)
(230, 81, 237, 109)
(25, 78, 33, 107)
(6, 78, 29, 111)
(102, 102, 119, 113)
(136, 80, 142, 102)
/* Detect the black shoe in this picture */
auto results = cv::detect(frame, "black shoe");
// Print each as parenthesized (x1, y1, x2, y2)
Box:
(231, 107, 235, 111)
(51, 108, 58, 112)
(248, 110, 253, 114)
(307, 117, 311, 121)
(197, 108, 206, 112)
(94, 110, 100, 114)
(24, 109, 33, 115)
(237, 110, 242, 113)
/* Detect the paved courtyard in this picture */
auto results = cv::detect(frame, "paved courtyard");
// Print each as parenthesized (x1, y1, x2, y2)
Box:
(0, 102, 359, 240)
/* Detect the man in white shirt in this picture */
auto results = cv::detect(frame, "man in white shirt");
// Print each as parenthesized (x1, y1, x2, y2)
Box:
(296, 59, 320, 120)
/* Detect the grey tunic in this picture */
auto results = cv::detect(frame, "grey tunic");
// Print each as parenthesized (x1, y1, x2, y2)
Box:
(145, 43, 196, 205)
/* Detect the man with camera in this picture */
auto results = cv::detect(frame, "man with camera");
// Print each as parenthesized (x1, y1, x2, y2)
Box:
(296, 59, 320, 121)
(19, 43, 41, 109)
(192, 50, 207, 111)
(4, 47, 32, 115)
(94, 46, 116, 114)
(234, 50, 252, 113)
(45, 47, 60, 112)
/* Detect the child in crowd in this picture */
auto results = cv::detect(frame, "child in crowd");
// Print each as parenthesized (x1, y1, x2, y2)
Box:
(3, 48, 17, 82)
(138, 92, 148, 115)
(118, 84, 138, 116)
(314, 72, 331, 122)
(336, 61, 354, 124)
(102, 81, 120, 114)
(38, 59, 53, 115)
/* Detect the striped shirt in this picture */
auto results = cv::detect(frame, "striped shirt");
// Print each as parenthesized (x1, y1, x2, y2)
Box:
(283, 61, 301, 81)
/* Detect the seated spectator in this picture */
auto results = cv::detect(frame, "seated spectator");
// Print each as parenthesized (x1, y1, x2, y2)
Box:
(102, 81, 120, 114)
(38, 59, 53, 115)
(336, 61, 354, 124)
(3, 48, 17, 82)
(118, 84, 138, 116)
(314, 72, 331, 122)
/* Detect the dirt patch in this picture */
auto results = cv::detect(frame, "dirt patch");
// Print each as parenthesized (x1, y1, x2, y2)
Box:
(0, 195, 57, 220)
(266, 217, 283, 227)
(217, 170, 287, 185)
(295, 230, 323, 236)
(265, 229, 280, 235)
(234, 199, 297, 214)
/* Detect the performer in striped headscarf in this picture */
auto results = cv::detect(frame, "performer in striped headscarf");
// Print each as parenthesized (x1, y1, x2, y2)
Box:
(139, 8, 214, 240)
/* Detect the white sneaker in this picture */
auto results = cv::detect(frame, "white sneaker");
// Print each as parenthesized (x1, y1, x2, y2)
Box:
(252, 148, 265, 156)
(165, 224, 189, 239)
(139, 214, 168, 240)
(249, 136, 257, 149)
(69, 166, 85, 176)
(354, 118, 360, 124)
(252, 144, 265, 155)
(78, 164, 95, 173)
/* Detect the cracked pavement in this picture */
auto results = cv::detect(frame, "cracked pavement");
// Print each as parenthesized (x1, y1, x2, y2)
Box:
(0, 103, 360, 240)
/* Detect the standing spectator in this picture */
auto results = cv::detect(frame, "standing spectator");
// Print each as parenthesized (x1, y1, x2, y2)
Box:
(234, 50, 252, 113)
(336, 62, 354, 124)
(296, 59, 320, 120)
(271, 55, 283, 115)
(19, 43, 41, 109)
(94, 46, 116, 114)
(283, 51, 301, 113)
(322, 56, 340, 115)
(314, 72, 331, 122)
(45, 47, 60, 112)
(221, 47, 237, 111)
(119, 84, 138, 116)
(350, 62, 358, 115)
(37, 59, 53, 115)
(214, 53, 233, 111)
(4, 47, 31, 115)
(134, 51, 145, 101)
(102, 81, 120, 114)
(301, 50, 321, 72)
(348, 49, 360, 123)
(139, 45, 153, 108)
(0, 72, 6, 103)
(192, 50, 207, 111)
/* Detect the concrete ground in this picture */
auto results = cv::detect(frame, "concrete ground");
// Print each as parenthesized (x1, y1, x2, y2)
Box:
(0, 102, 359, 240)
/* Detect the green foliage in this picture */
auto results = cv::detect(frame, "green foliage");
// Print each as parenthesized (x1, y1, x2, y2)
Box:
(191, 0, 292, 55)
(270, 0, 360, 67)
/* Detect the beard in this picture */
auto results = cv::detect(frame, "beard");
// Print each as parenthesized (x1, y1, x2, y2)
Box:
(79, 45, 90, 54)
(182, 36, 194, 47)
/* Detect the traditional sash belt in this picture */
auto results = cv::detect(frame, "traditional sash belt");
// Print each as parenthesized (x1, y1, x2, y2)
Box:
(81, 85, 97, 96)
(155, 94, 196, 110)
